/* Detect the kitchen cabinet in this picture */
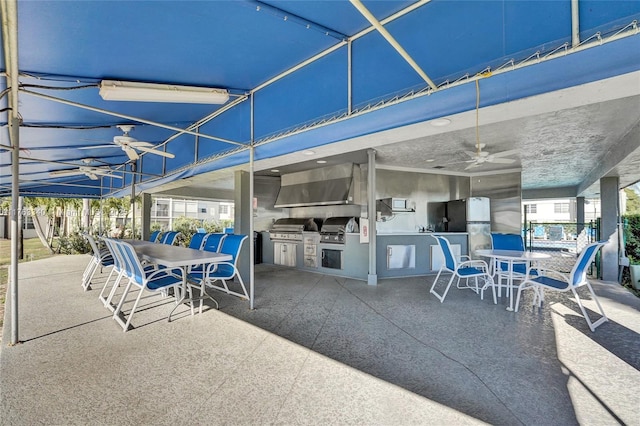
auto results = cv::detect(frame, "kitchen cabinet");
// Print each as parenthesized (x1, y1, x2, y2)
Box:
(303, 234, 319, 268)
(274, 242, 297, 267)
(386, 244, 416, 269)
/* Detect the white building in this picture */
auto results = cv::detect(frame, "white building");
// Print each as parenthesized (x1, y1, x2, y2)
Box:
(523, 198, 601, 224)
(150, 197, 234, 230)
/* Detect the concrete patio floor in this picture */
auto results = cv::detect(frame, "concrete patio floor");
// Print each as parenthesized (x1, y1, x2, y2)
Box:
(1, 254, 639, 425)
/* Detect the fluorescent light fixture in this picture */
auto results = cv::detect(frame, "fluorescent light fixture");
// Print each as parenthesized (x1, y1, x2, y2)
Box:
(99, 80, 229, 104)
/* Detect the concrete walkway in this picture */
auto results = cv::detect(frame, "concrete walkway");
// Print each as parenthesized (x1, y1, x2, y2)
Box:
(1, 255, 639, 425)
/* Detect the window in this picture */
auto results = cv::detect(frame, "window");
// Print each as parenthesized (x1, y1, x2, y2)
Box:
(156, 201, 169, 217)
(554, 203, 569, 214)
(173, 201, 185, 214)
(23, 215, 35, 230)
(219, 205, 229, 215)
(200, 208, 207, 213)
(525, 204, 537, 214)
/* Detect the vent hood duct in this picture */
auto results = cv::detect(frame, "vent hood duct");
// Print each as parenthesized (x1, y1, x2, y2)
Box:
(274, 163, 361, 208)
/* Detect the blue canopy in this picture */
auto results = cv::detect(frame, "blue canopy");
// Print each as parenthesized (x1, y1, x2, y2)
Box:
(1, 0, 639, 198)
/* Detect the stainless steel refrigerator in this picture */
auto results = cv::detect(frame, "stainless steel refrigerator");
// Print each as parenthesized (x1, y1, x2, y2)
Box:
(446, 197, 492, 259)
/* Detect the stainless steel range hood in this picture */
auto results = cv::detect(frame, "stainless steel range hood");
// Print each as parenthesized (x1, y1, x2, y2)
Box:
(274, 163, 361, 208)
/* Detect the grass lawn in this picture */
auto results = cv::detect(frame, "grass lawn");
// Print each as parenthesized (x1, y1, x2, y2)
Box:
(0, 238, 56, 339)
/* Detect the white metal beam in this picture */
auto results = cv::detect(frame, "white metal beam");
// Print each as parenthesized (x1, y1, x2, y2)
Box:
(349, 0, 437, 90)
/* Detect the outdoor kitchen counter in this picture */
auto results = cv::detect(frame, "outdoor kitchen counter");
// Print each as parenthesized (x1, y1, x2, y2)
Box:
(260, 231, 469, 280)
(376, 232, 469, 278)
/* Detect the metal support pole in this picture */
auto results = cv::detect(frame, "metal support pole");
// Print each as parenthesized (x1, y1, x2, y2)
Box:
(571, 0, 580, 48)
(249, 93, 255, 309)
(131, 161, 136, 238)
(367, 149, 377, 285)
(10, 116, 20, 345)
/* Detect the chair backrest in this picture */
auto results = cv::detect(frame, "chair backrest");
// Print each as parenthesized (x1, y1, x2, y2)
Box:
(160, 231, 181, 245)
(149, 230, 161, 243)
(102, 238, 125, 275)
(491, 233, 525, 251)
(570, 242, 605, 287)
(435, 236, 457, 271)
(83, 233, 101, 258)
(188, 232, 208, 250)
(113, 240, 146, 285)
(216, 234, 248, 276)
(202, 233, 226, 253)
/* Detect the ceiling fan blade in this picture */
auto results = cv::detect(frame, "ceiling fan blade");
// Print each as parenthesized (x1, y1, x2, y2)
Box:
(490, 149, 518, 158)
(123, 146, 139, 161)
(464, 151, 478, 158)
(90, 168, 123, 179)
(50, 169, 84, 177)
(488, 157, 516, 164)
(128, 141, 154, 148)
(134, 145, 175, 159)
(464, 163, 481, 170)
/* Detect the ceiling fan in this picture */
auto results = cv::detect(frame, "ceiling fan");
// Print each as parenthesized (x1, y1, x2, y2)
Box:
(463, 78, 518, 170)
(82, 125, 175, 161)
(464, 143, 518, 170)
(50, 165, 123, 181)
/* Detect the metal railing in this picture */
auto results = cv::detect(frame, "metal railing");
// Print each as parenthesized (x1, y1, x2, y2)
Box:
(524, 220, 600, 274)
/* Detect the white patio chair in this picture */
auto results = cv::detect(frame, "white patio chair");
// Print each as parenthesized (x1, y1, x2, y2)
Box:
(429, 235, 496, 304)
(110, 239, 184, 332)
(99, 237, 129, 310)
(159, 231, 182, 245)
(490, 232, 538, 297)
(81, 233, 113, 291)
(516, 241, 608, 331)
(189, 234, 248, 312)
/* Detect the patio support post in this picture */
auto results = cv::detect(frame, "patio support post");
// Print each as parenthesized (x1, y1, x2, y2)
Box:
(249, 93, 255, 310)
(367, 149, 377, 285)
(2, 0, 22, 345)
(234, 170, 252, 298)
(600, 177, 619, 281)
(576, 196, 585, 236)
(141, 193, 152, 241)
(9, 116, 19, 345)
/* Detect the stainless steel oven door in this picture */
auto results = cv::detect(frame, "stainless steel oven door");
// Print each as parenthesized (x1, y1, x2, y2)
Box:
(321, 248, 343, 269)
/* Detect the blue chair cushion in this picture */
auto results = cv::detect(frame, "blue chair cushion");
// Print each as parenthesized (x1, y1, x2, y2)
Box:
(146, 272, 182, 291)
(458, 266, 485, 277)
(100, 258, 115, 267)
(209, 264, 235, 278)
(532, 275, 568, 290)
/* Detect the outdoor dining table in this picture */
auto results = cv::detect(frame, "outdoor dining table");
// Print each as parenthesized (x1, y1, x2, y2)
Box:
(475, 249, 551, 312)
(123, 239, 232, 319)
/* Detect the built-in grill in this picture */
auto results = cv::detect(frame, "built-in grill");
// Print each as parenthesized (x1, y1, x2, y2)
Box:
(269, 218, 322, 242)
(320, 217, 359, 244)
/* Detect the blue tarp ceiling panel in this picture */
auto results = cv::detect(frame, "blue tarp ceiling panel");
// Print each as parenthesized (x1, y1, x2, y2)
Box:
(2, 0, 639, 198)
(18, 1, 340, 90)
(253, 50, 349, 138)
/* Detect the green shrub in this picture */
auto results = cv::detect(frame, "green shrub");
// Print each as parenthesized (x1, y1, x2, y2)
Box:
(623, 215, 640, 265)
(56, 232, 91, 255)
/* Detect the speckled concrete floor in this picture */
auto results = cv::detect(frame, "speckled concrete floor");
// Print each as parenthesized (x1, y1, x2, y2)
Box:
(1, 255, 639, 425)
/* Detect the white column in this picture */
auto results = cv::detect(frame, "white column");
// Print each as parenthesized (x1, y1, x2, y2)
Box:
(367, 149, 377, 285)
(600, 177, 619, 281)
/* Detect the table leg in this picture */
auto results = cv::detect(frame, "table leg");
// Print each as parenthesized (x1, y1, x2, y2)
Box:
(507, 260, 515, 311)
(168, 267, 188, 322)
